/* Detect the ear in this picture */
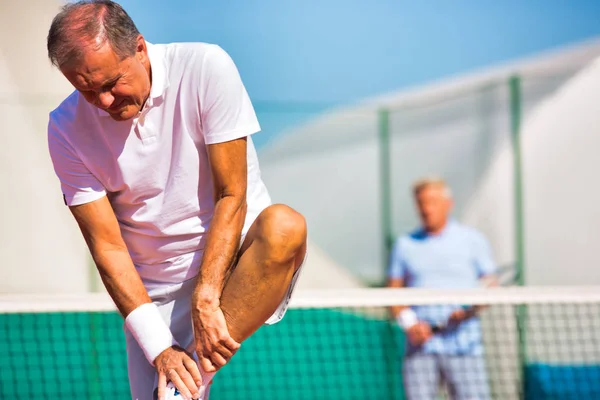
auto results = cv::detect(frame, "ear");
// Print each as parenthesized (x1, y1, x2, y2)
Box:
(135, 35, 147, 63)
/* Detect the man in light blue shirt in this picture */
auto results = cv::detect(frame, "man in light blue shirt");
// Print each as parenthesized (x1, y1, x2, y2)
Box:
(388, 178, 497, 400)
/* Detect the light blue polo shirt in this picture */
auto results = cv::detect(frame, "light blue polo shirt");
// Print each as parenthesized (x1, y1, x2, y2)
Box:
(388, 220, 496, 355)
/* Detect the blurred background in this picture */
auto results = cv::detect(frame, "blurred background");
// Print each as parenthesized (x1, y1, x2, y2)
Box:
(3, 0, 600, 293)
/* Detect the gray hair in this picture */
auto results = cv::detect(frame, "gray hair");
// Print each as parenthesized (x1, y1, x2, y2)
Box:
(412, 176, 453, 198)
(47, 0, 140, 68)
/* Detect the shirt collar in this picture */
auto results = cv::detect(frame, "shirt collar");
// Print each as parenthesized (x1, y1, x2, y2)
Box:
(420, 219, 456, 238)
(96, 41, 169, 117)
(146, 42, 170, 100)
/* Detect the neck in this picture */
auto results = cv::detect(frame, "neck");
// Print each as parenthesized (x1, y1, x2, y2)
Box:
(141, 59, 152, 110)
(425, 220, 448, 235)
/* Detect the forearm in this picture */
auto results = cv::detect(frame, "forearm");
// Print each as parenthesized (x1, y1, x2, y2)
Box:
(195, 195, 247, 306)
(94, 245, 178, 365)
(92, 246, 151, 317)
(70, 198, 171, 365)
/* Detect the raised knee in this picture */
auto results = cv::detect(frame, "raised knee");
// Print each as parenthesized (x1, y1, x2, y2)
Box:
(258, 204, 307, 262)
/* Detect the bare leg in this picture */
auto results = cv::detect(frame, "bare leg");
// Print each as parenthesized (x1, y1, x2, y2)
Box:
(219, 203, 307, 342)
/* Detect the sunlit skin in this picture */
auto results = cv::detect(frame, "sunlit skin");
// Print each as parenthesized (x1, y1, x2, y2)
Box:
(415, 184, 452, 235)
(60, 35, 151, 121)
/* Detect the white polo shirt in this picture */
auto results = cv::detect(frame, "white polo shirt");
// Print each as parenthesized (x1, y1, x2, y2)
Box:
(48, 42, 271, 289)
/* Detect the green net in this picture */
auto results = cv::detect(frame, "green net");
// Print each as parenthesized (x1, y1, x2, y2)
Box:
(2, 288, 600, 399)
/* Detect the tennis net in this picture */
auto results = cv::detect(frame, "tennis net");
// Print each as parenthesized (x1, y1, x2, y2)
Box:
(1, 287, 600, 399)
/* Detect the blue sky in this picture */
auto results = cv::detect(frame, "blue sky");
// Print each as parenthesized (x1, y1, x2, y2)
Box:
(118, 1, 600, 146)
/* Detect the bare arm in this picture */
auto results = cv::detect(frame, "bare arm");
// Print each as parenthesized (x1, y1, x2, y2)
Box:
(191, 137, 248, 373)
(193, 137, 248, 306)
(71, 196, 202, 398)
(70, 196, 150, 316)
(387, 277, 432, 345)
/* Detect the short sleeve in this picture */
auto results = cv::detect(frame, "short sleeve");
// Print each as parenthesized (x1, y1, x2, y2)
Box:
(48, 117, 106, 206)
(199, 45, 260, 145)
(472, 232, 497, 277)
(388, 238, 407, 280)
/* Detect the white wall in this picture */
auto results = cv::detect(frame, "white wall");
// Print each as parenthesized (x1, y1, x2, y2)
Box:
(521, 56, 600, 284)
(463, 56, 600, 284)
(0, 0, 91, 293)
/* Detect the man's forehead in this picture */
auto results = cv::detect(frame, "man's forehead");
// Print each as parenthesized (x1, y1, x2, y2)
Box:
(74, 66, 119, 89)
(418, 185, 448, 198)
(63, 43, 123, 88)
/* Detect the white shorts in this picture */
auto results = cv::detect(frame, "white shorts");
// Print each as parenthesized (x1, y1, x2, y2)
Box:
(125, 254, 306, 400)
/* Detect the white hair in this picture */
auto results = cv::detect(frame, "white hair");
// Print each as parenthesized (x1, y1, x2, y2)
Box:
(412, 177, 453, 198)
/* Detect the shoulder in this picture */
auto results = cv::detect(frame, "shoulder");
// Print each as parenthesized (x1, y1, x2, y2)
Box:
(157, 42, 240, 94)
(393, 228, 423, 250)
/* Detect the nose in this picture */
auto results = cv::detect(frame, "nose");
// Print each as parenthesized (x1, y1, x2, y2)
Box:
(97, 91, 115, 109)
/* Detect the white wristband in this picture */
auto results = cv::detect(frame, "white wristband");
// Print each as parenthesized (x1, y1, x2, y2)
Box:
(398, 308, 418, 330)
(125, 303, 178, 366)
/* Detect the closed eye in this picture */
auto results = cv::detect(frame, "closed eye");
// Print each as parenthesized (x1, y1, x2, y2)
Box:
(101, 78, 119, 92)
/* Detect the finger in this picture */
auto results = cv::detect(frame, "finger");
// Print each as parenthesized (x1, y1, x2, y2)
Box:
(157, 373, 167, 400)
(168, 369, 194, 400)
(195, 341, 209, 369)
(210, 351, 228, 369)
(200, 355, 217, 373)
(222, 335, 241, 352)
(212, 342, 234, 359)
(195, 341, 203, 361)
(177, 366, 201, 399)
(183, 356, 203, 388)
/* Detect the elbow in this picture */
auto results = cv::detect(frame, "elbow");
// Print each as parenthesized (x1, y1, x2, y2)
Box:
(215, 190, 247, 219)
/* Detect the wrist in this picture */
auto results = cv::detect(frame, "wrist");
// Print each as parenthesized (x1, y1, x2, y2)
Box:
(397, 308, 418, 331)
(125, 303, 178, 365)
(193, 286, 221, 309)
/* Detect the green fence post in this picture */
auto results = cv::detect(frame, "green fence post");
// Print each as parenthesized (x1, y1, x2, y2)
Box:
(510, 75, 526, 288)
(510, 75, 528, 398)
(378, 108, 393, 280)
(378, 108, 400, 399)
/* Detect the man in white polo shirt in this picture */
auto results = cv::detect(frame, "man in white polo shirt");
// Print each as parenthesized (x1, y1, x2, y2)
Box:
(46, 1, 307, 399)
